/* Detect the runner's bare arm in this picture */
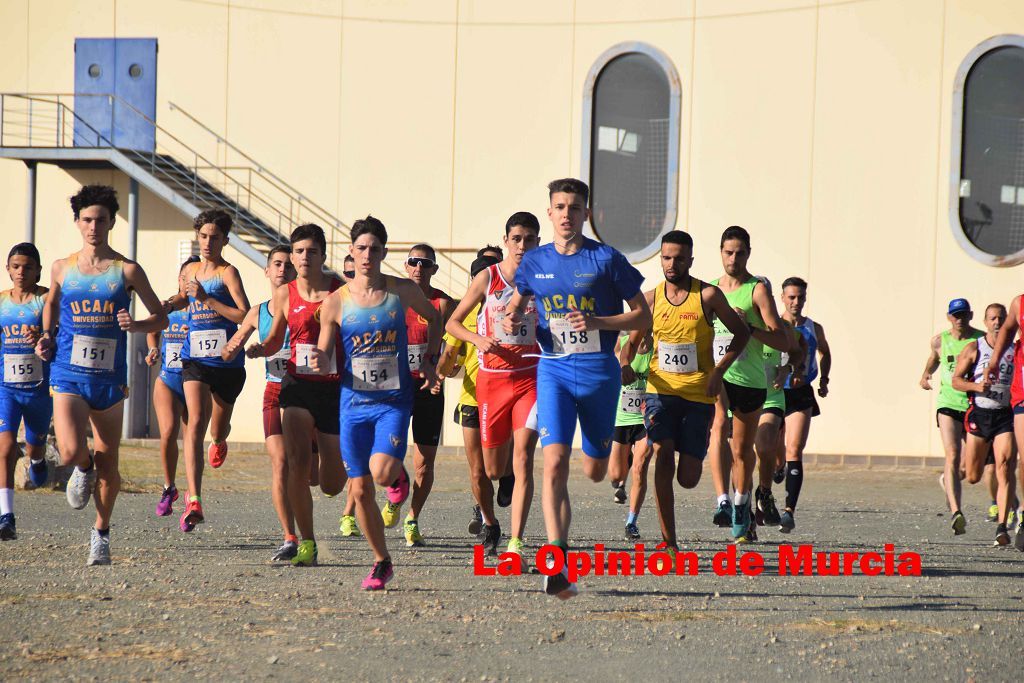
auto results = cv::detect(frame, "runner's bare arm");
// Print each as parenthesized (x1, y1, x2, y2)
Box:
(951, 342, 983, 394)
(986, 296, 1019, 383)
(223, 304, 260, 361)
(164, 262, 194, 313)
(815, 321, 831, 397)
(750, 281, 791, 352)
(624, 288, 656, 367)
(146, 331, 161, 366)
(445, 270, 493, 350)
(707, 286, 750, 373)
(920, 334, 941, 390)
(570, 292, 652, 333)
(119, 261, 169, 333)
(247, 286, 289, 358)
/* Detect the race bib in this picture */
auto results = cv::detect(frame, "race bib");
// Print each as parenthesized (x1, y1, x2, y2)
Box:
(550, 317, 600, 355)
(267, 346, 290, 380)
(164, 342, 183, 370)
(494, 311, 537, 346)
(620, 388, 644, 415)
(190, 329, 226, 358)
(3, 353, 42, 383)
(713, 334, 745, 364)
(977, 382, 1010, 410)
(408, 343, 427, 374)
(658, 341, 698, 374)
(294, 343, 337, 376)
(352, 355, 400, 391)
(71, 334, 116, 370)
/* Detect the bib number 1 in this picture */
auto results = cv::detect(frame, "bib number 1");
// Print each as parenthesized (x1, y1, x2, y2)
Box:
(4, 353, 42, 383)
(71, 334, 116, 370)
(550, 317, 600, 355)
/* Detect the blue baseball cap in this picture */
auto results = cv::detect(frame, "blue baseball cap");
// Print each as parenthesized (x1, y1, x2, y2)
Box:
(948, 298, 971, 315)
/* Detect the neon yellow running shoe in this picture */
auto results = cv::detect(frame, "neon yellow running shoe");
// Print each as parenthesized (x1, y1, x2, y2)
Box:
(339, 514, 361, 537)
(988, 503, 999, 522)
(506, 537, 525, 557)
(382, 502, 402, 528)
(404, 518, 425, 547)
(1008, 509, 1017, 527)
(291, 539, 318, 567)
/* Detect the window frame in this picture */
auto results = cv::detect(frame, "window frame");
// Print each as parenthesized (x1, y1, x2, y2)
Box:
(581, 42, 681, 263)
(950, 34, 1024, 267)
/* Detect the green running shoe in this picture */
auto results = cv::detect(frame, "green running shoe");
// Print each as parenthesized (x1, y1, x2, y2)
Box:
(382, 502, 402, 529)
(292, 539, 318, 567)
(339, 514, 361, 537)
(404, 518, 425, 547)
(951, 511, 967, 536)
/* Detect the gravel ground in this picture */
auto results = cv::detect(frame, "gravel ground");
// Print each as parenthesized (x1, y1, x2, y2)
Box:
(1, 448, 1021, 682)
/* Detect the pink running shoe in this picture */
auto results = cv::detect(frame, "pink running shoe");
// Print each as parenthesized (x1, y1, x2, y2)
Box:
(361, 560, 394, 590)
(155, 485, 179, 517)
(386, 467, 410, 505)
(208, 441, 228, 469)
(179, 497, 204, 533)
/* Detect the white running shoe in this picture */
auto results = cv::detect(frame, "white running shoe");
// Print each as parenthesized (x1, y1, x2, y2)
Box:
(87, 528, 110, 566)
(66, 465, 96, 510)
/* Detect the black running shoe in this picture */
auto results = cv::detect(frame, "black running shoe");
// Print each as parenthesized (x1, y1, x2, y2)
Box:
(496, 474, 514, 508)
(0, 513, 15, 541)
(483, 522, 501, 556)
(713, 500, 732, 527)
(271, 540, 298, 562)
(613, 483, 627, 505)
(468, 505, 483, 536)
(773, 466, 785, 485)
(951, 511, 967, 536)
(994, 523, 1010, 547)
(779, 509, 795, 534)
(624, 522, 640, 540)
(1015, 517, 1024, 552)
(759, 489, 782, 525)
(754, 488, 766, 526)
(542, 566, 578, 599)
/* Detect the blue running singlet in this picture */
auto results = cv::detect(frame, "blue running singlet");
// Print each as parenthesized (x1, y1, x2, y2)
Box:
(182, 264, 243, 368)
(339, 286, 413, 408)
(0, 288, 48, 389)
(51, 255, 131, 386)
(784, 316, 819, 388)
(160, 308, 189, 376)
(258, 300, 290, 383)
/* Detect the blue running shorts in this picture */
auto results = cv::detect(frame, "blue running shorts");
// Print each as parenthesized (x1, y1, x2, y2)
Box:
(536, 354, 620, 458)
(0, 385, 52, 446)
(341, 402, 412, 478)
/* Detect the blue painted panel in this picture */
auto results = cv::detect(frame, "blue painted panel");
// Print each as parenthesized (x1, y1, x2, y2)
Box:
(74, 37, 157, 151)
(73, 39, 115, 146)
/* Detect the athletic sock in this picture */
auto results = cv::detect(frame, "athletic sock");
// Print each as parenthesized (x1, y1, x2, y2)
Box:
(785, 461, 804, 511)
(733, 491, 749, 507)
(406, 514, 417, 524)
(717, 493, 729, 506)
(30, 457, 44, 466)
(96, 527, 110, 538)
(626, 511, 638, 525)
(0, 488, 13, 515)
(284, 534, 298, 543)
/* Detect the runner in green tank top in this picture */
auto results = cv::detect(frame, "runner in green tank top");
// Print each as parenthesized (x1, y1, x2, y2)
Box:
(707, 227, 792, 544)
(919, 298, 983, 535)
(610, 331, 653, 540)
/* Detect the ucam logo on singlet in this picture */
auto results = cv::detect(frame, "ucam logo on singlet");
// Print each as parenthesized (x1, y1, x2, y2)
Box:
(540, 294, 596, 313)
(350, 329, 398, 350)
(69, 299, 116, 315)
(1, 323, 38, 340)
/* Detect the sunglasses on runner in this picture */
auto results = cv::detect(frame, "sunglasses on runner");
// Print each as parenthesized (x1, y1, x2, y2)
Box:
(343, 270, 355, 279)
(406, 257, 435, 268)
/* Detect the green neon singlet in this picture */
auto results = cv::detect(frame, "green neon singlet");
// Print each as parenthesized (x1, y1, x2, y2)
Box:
(711, 276, 766, 389)
(937, 329, 982, 412)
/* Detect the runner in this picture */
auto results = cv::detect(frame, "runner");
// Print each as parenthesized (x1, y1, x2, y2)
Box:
(35, 184, 167, 564)
(437, 254, 500, 541)
(989, 307, 1024, 550)
(753, 277, 805, 531)
(312, 215, 442, 589)
(0, 243, 51, 540)
(144, 255, 199, 517)
(707, 226, 792, 543)
(612, 330, 652, 540)
(920, 298, 982, 535)
(220, 245, 302, 560)
(446, 212, 543, 557)
(778, 276, 832, 533)
(952, 303, 1017, 545)
(399, 244, 454, 547)
(228, 224, 346, 566)
(628, 230, 750, 553)
(503, 178, 651, 598)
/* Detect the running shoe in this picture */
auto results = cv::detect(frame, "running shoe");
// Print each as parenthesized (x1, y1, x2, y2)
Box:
(987, 503, 999, 523)
(1009, 510, 1017, 528)
(468, 504, 483, 536)
(386, 467, 410, 505)
(542, 557, 578, 600)
(951, 510, 967, 536)
(746, 517, 759, 543)
(497, 474, 515, 508)
(506, 537, 525, 558)
(179, 496, 204, 533)
(155, 485, 178, 517)
(292, 539, 318, 567)
(483, 522, 501, 556)
(731, 500, 751, 541)
(1014, 516, 1024, 552)
(772, 465, 785, 485)
(66, 463, 96, 510)
(272, 540, 298, 562)
(0, 513, 15, 541)
(754, 488, 765, 526)
(713, 499, 732, 528)
(208, 441, 228, 469)
(613, 483, 627, 505)
(339, 514, 361, 537)
(779, 509, 796, 534)
(87, 529, 111, 566)
(28, 458, 48, 488)
(404, 518, 425, 548)
(625, 522, 641, 540)
(758, 489, 782, 525)
(994, 523, 1010, 547)
(361, 559, 394, 591)
(381, 502, 402, 529)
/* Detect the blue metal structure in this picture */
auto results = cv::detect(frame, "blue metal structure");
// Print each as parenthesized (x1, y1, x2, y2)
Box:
(74, 38, 157, 150)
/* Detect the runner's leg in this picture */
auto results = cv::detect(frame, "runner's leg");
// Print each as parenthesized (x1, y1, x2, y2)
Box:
(88, 401, 124, 531)
(182, 381, 212, 500)
(938, 413, 964, 514)
(509, 427, 538, 541)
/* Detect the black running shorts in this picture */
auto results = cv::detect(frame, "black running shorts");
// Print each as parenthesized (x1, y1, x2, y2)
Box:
(612, 423, 647, 446)
(723, 380, 766, 415)
(783, 384, 821, 417)
(412, 385, 445, 446)
(182, 360, 246, 404)
(965, 405, 1013, 442)
(454, 403, 480, 429)
(279, 374, 340, 435)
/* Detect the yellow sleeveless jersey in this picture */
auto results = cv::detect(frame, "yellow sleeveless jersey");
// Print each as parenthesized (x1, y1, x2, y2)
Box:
(647, 278, 716, 404)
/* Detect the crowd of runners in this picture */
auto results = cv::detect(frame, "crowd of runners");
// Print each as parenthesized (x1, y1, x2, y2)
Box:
(4, 176, 1006, 598)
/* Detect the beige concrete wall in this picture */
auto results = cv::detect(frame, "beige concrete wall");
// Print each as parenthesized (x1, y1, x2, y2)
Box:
(1, 0, 1023, 454)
